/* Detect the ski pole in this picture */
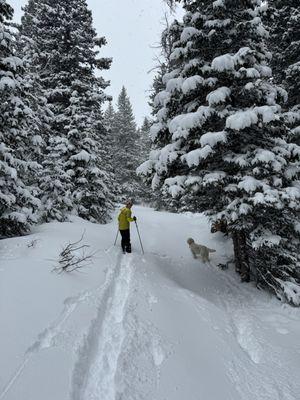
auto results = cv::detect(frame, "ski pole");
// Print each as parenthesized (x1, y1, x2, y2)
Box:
(135, 221, 144, 255)
(114, 229, 119, 246)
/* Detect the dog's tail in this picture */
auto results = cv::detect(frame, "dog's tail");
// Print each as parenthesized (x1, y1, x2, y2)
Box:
(208, 248, 216, 253)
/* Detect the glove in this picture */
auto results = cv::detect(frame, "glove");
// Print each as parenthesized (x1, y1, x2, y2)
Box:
(133, 217, 137, 222)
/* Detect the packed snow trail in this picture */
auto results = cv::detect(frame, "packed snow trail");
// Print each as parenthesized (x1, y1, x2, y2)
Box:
(0, 207, 299, 400)
(71, 253, 134, 400)
(71, 250, 161, 400)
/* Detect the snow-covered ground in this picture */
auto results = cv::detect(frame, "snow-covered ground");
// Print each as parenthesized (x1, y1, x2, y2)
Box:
(0, 206, 299, 400)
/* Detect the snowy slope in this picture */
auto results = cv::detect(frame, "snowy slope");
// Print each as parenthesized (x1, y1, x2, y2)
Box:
(0, 206, 299, 400)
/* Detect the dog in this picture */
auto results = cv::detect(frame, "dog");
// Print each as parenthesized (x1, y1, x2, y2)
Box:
(187, 238, 216, 263)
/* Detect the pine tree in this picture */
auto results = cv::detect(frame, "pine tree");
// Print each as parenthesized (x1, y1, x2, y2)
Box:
(139, 117, 152, 159)
(139, 0, 300, 304)
(19, 0, 53, 162)
(266, 3, 300, 303)
(104, 101, 116, 134)
(0, 0, 40, 237)
(268, 1, 300, 145)
(21, 0, 115, 223)
(149, 19, 182, 116)
(145, 19, 183, 210)
(113, 86, 140, 200)
(21, 0, 74, 221)
(65, 88, 114, 223)
(17, 1, 53, 215)
(136, 117, 153, 204)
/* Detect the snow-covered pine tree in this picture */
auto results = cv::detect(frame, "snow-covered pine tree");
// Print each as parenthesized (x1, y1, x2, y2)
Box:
(17, 0, 53, 213)
(0, 0, 40, 237)
(149, 19, 182, 116)
(65, 87, 114, 223)
(19, 0, 52, 166)
(38, 136, 73, 222)
(103, 100, 118, 178)
(139, 0, 300, 304)
(21, 0, 114, 223)
(113, 86, 140, 200)
(139, 117, 152, 160)
(104, 100, 116, 134)
(136, 117, 153, 204)
(21, 0, 74, 221)
(266, 2, 300, 301)
(101, 101, 118, 200)
(146, 19, 183, 211)
(267, 1, 300, 145)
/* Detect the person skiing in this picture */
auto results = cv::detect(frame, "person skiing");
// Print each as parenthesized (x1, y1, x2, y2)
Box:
(118, 200, 137, 253)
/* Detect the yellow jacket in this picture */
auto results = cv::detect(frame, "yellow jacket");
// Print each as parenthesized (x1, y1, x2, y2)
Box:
(118, 207, 135, 230)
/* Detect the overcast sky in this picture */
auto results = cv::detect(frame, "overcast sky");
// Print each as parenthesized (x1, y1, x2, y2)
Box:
(9, 0, 183, 125)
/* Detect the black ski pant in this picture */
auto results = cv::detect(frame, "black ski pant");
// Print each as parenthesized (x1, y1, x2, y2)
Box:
(120, 229, 131, 253)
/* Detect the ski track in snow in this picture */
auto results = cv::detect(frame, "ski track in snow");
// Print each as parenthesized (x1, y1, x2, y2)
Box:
(0, 286, 110, 400)
(114, 270, 165, 400)
(0, 292, 86, 399)
(0, 248, 117, 400)
(70, 253, 135, 400)
(1, 245, 163, 400)
(70, 251, 162, 400)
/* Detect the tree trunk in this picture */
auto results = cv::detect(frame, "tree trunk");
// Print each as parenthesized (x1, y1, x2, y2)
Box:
(232, 231, 250, 282)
